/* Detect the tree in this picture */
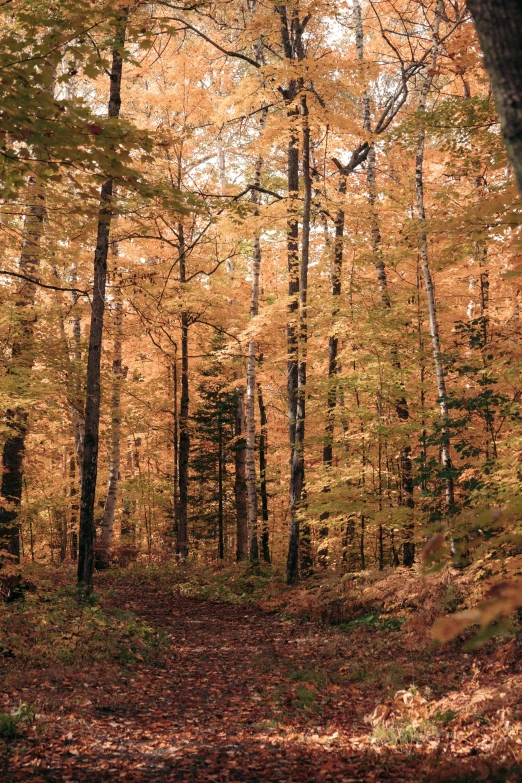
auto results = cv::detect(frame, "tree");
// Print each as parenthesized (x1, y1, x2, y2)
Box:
(467, 0, 522, 196)
(77, 7, 129, 591)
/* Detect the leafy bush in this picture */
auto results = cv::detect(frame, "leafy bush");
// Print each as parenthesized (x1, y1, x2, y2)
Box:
(0, 579, 168, 670)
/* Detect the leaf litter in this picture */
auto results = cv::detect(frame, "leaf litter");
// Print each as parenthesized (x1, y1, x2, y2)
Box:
(1, 569, 522, 782)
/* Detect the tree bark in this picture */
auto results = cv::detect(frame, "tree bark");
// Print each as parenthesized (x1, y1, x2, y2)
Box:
(318, 173, 346, 568)
(218, 414, 224, 560)
(0, 177, 45, 561)
(77, 10, 128, 591)
(287, 92, 312, 585)
(235, 389, 248, 561)
(245, 137, 265, 563)
(177, 220, 190, 559)
(96, 279, 123, 570)
(257, 380, 270, 563)
(355, 0, 414, 563)
(467, 0, 522, 197)
(416, 0, 455, 514)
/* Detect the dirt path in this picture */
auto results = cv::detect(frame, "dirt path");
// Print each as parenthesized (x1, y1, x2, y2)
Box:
(3, 581, 520, 782)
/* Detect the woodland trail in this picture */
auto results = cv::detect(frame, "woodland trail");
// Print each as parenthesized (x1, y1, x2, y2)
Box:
(3, 578, 519, 782)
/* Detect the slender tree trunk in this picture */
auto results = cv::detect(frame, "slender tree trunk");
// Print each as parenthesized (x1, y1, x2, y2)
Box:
(69, 266, 85, 473)
(218, 416, 224, 560)
(416, 1, 454, 514)
(285, 114, 300, 582)
(177, 217, 190, 559)
(96, 280, 123, 570)
(235, 389, 248, 561)
(355, 0, 414, 564)
(77, 10, 128, 590)
(172, 350, 179, 535)
(245, 2, 266, 564)
(318, 174, 346, 567)
(467, 0, 522, 197)
(288, 94, 312, 584)
(245, 144, 264, 562)
(257, 380, 270, 563)
(0, 178, 45, 561)
(69, 454, 78, 560)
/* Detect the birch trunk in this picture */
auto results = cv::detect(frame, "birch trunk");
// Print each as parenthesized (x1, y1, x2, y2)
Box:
(96, 279, 123, 570)
(78, 9, 128, 591)
(245, 135, 265, 563)
(287, 94, 312, 584)
(416, 0, 455, 513)
(355, 0, 414, 562)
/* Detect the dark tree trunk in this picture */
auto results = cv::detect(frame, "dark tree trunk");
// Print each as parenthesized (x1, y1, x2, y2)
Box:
(467, 0, 522, 197)
(218, 417, 224, 560)
(172, 354, 179, 536)
(288, 93, 312, 585)
(77, 11, 128, 591)
(0, 178, 45, 561)
(177, 221, 190, 559)
(235, 389, 248, 561)
(257, 382, 270, 563)
(69, 454, 78, 560)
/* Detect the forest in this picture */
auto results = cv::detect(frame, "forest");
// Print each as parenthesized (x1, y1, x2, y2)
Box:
(1, 0, 522, 780)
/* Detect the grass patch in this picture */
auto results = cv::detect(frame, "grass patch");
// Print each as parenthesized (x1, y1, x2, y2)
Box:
(286, 667, 327, 687)
(0, 703, 35, 740)
(373, 718, 439, 747)
(101, 562, 275, 605)
(334, 612, 405, 633)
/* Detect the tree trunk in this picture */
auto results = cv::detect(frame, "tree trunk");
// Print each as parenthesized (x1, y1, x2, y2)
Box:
(467, 0, 522, 197)
(355, 0, 414, 564)
(257, 380, 270, 563)
(69, 266, 85, 474)
(177, 220, 190, 559)
(0, 177, 45, 561)
(218, 416, 224, 560)
(235, 389, 248, 561)
(96, 280, 123, 570)
(318, 173, 346, 568)
(416, 0, 455, 514)
(245, 143, 265, 563)
(172, 352, 179, 536)
(77, 10, 128, 591)
(288, 94, 312, 584)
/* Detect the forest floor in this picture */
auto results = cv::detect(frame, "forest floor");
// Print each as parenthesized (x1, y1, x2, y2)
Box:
(1, 564, 522, 782)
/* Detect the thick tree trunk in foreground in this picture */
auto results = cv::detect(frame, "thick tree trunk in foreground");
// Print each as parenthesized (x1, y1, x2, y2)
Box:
(235, 390, 248, 561)
(96, 283, 123, 570)
(78, 12, 128, 591)
(0, 179, 45, 561)
(467, 0, 522, 197)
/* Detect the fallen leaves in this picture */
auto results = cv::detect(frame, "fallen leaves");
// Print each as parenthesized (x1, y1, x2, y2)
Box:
(1, 573, 522, 782)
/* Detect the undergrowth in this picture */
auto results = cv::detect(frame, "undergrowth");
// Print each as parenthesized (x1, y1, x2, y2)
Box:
(0, 566, 168, 671)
